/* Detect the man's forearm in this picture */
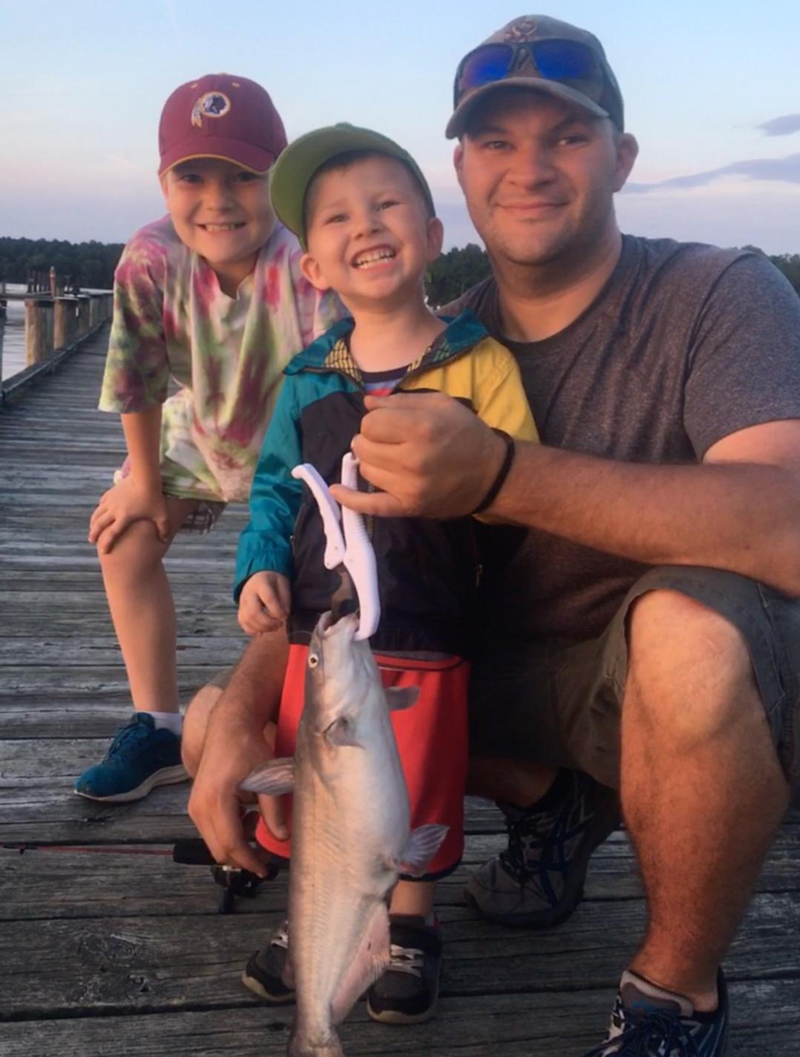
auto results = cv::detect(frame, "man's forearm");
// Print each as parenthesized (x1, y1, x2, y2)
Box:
(493, 442, 800, 595)
(213, 629, 289, 732)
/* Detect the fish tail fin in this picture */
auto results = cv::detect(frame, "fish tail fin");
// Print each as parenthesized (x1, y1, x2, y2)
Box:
(288, 1027, 344, 1057)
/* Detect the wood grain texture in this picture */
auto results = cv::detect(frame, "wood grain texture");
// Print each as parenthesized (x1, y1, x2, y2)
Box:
(1, 329, 798, 1056)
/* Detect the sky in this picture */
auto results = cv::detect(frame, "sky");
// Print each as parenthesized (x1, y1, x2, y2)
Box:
(2, 0, 800, 254)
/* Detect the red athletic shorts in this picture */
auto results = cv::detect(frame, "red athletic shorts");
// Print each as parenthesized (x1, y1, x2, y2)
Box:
(254, 644, 469, 879)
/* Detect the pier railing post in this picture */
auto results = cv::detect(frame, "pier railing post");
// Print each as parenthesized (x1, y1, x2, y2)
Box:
(54, 297, 77, 350)
(76, 295, 91, 337)
(25, 298, 55, 366)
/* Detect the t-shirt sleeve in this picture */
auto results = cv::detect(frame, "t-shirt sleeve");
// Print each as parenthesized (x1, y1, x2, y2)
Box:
(98, 234, 170, 414)
(685, 255, 800, 457)
(233, 377, 303, 602)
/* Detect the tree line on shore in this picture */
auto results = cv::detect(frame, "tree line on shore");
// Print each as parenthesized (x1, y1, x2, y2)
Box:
(1, 235, 799, 304)
(0, 237, 125, 291)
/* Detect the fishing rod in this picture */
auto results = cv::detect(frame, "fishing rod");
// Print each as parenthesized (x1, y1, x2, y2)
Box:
(1, 838, 278, 913)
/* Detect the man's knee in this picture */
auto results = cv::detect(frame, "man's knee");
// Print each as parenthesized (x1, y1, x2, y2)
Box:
(625, 588, 757, 745)
(182, 683, 224, 776)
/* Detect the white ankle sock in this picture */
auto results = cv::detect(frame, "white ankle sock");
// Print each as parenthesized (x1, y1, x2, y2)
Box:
(145, 711, 183, 735)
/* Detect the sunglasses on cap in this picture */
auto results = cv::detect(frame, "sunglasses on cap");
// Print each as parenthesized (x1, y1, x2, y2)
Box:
(454, 40, 603, 109)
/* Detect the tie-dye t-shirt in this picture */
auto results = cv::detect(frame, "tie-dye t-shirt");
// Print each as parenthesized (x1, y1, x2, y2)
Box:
(98, 216, 341, 503)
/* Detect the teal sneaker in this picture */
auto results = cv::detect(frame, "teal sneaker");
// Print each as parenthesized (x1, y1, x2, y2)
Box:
(74, 714, 188, 802)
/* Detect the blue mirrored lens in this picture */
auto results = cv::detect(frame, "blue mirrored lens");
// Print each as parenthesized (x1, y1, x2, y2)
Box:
(533, 40, 597, 81)
(459, 44, 514, 93)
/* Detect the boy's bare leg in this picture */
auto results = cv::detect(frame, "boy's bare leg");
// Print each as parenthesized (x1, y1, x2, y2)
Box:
(97, 497, 198, 711)
(390, 880, 435, 919)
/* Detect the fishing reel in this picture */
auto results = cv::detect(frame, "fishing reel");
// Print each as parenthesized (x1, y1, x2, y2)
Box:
(172, 837, 278, 914)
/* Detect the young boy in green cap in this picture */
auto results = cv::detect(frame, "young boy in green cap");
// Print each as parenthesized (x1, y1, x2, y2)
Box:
(234, 123, 538, 1024)
(76, 75, 339, 803)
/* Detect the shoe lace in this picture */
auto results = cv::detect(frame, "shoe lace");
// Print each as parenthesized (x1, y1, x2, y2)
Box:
(593, 1009, 702, 1057)
(271, 923, 289, 950)
(105, 719, 152, 763)
(387, 942, 424, 978)
(499, 802, 567, 886)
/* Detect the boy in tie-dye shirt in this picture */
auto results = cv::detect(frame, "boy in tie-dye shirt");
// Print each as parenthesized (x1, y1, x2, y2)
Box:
(76, 74, 339, 803)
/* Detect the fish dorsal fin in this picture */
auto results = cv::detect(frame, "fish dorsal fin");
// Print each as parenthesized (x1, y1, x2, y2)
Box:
(385, 686, 420, 712)
(394, 823, 449, 876)
(329, 901, 390, 1024)
(238, 757, 295, 796)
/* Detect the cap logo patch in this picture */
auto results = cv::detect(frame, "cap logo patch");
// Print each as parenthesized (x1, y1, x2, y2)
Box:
(191, 91, 232, 128)
(502, 17, 538, 42)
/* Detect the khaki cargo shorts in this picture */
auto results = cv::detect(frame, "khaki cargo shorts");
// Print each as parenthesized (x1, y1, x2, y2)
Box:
(469, 566, 800, 798)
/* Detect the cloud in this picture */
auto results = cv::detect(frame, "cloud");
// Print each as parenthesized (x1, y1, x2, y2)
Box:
(757, 114, 800, 137)
(625, 153, 800, 194)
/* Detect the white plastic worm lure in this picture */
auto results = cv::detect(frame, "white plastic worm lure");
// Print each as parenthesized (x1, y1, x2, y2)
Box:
(291, 453, 380, 641)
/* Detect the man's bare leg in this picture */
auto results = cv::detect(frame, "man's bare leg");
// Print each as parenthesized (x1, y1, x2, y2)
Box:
(182, 683, 225, 777)
(622, 590, 790, 1009)
(187, 630, 290, 875)
(467, 757, 558, 805)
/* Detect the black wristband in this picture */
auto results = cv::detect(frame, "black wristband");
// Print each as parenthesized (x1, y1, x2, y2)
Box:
(471, 429, 515, 515)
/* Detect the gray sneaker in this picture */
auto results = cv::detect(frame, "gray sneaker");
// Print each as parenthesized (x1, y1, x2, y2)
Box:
(465, 770, 620, 926)
(242, 920, 295, 1003)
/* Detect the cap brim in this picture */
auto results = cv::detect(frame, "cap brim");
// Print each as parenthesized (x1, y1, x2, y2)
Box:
(270, 125, 434, 248)
(445, 79, 608, 139)
(158, 136, 276, 176)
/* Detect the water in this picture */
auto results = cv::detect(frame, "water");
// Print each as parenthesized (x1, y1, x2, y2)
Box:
(0, 284, 111, 382)
(0, 284, 26, 381)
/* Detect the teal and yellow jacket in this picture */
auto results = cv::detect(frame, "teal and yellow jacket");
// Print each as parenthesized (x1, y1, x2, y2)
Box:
(234, 311, 538, 655)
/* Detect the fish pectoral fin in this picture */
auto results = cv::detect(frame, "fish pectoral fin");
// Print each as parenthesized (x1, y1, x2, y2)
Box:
(238, 757, 296, 796)
(329, 901, 390, 1025)
(384, 686, 420, 712)
(394, 823, 450, 877)
(324, 716, 364, 748)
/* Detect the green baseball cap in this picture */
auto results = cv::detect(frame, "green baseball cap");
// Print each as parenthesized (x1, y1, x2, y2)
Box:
(270, 123, 436, 250)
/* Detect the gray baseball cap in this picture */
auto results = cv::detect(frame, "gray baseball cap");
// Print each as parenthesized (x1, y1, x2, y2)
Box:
(446, 15, 624, 139)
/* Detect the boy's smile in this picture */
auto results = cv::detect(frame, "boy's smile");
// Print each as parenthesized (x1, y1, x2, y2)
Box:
(300, 155, 442, 311)
(160, 158, 276, 295)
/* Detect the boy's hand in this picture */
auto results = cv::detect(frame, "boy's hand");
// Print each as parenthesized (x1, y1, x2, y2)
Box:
(239, 572, 292, 635)
(88, 478, 171, 553)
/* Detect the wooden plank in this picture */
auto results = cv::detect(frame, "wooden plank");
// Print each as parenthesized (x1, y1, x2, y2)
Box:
(0, 667, 232, 695)
(4, 827, 800, 923)
(1, 983, 798, 1057)
(0, 895, 798, 1022)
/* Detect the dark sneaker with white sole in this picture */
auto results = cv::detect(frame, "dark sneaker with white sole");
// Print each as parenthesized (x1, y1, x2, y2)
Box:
(367, 915, 443, 1025)
(242, 920, 295, 1003)
(582, 968, 729, 1056)
(465, 769, 620, 926)
(74, 713, 187, 802)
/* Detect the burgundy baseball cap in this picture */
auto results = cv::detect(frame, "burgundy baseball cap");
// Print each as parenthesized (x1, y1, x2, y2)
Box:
(158, 73, 288, 176)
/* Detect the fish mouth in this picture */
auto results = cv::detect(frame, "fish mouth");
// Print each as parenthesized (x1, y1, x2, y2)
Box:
(330, 567, 359, 626)
(317, 609, 359, 637)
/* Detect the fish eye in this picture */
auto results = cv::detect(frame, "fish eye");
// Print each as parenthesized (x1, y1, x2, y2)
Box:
(308, 653, 320, 668)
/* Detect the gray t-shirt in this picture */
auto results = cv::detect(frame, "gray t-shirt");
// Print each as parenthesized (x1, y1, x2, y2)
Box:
(449, 235, 800, 640)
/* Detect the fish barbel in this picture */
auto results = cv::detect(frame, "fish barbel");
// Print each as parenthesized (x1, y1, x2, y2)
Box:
(241, 610, 447, 1057)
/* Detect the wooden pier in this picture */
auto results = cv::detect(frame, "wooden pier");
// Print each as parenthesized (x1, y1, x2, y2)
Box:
(0, 281, 112, 395)
(1, 329, 799, 1055)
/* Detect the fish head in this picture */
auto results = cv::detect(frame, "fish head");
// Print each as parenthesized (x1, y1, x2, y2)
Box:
(304, 610, 381, 742)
